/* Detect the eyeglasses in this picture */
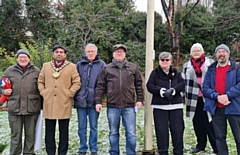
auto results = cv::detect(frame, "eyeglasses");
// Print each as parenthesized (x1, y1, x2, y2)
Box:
(86, 50, 96, 53)
(18, 56, 29, 59)
(160, 59, 170, 62)
(114, 51, 125, 54)
(192, 50, 202, 53)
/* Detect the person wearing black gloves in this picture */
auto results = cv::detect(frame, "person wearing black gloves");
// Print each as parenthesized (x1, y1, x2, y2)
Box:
(147, 52, 185, 155)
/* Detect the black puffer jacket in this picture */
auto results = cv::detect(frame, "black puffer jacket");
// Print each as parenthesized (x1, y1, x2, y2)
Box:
(147, 66, 185, 105)
(95, 61, 143, 108)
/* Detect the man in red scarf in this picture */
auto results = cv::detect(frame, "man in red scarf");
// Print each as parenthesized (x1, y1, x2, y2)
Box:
(182, 43, 217, 154)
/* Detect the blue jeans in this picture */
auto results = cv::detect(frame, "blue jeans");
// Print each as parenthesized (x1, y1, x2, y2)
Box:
(76, 107, 99, 153)
(107, 107, 136, 155)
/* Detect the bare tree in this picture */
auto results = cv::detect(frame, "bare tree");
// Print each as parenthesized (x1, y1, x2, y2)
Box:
(161, 0, 200, 67)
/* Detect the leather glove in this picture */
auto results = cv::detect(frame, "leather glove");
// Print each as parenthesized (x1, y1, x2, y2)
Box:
(159, 88, 166, 97)
(163, 88, 175, 101)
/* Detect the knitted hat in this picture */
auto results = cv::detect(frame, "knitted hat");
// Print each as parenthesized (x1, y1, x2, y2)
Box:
(215, 44, 230, 54)
(190, 43, 204, 55)
(113, 44, 127, 52)
(17, 49, 30, 58)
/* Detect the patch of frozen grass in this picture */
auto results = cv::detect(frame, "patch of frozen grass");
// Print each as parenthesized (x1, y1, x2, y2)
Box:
(0, 107, 237, 155)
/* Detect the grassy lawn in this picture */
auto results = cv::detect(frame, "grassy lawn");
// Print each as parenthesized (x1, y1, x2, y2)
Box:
(0, 107, 237, 155)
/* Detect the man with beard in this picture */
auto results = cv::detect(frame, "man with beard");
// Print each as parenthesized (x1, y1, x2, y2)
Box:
(203, 44, 240, 155)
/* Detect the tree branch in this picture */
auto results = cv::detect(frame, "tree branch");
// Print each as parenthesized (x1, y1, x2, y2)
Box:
(180, 0, 200, 22)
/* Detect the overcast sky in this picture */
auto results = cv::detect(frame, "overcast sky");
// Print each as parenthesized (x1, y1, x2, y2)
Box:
(134, 0, 165, 23)
(134, 0, 162, 13)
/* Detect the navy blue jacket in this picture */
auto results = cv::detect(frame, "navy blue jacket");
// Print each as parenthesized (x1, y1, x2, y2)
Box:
(146, 66, 185, 105)
(74, 56, 106, 108)
(203, 59, 240, 115)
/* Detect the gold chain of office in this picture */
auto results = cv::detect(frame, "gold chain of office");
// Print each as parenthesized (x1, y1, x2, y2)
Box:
(51, 61, 70, 78)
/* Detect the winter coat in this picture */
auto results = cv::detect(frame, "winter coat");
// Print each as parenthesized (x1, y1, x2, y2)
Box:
(74, 56, 106, 108)
(147, 66, 185, 105)
(38, 61, 81, 119)
(95, 61, 143, 108)
(1, 63, 42, 115)
(182, 57, 214, 119)
(203, 59, 240, 115)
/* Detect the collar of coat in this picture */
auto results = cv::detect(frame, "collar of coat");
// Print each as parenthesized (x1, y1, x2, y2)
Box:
(80, 55, 100, 64)
(156, 65, 178, 80)
(15, 62, 33, 71)
(209, 57, 236, 70)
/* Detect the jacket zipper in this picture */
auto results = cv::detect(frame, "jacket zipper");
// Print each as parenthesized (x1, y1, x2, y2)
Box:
(169, 79, 172, 105)
(120, 69, 122, 108)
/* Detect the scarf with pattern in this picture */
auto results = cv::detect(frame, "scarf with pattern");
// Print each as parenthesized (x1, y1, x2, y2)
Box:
(191, 54, 205, 77)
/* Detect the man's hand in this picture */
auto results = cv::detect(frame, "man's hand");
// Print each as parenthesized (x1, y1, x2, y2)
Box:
(96, 104, 102, 112)
(4, 89, 12, 96)
(135, 102, 143, 110)
(218, 94, 231, 105)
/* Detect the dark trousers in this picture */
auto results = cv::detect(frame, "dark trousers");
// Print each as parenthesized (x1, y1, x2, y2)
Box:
(193, 97, 217, 153)
(153, 108, 184, 155)
(8, 114, 39, 155)
(212, 108, 240, 155)
(45, 119, 70, 155)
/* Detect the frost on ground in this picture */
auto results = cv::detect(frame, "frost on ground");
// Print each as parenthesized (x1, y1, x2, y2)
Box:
(0, 107, 236, 155)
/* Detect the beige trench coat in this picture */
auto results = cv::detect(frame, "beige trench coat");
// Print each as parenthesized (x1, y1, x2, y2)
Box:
(38, 61, 81, 119)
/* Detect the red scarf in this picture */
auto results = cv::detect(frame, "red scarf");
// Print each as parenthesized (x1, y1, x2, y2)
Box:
(54, 59, 65, 68)
(191, 54, 205, 77)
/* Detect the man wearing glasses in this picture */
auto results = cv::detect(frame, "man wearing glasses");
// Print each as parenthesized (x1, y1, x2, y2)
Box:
(95, 44, 144, 155)
(203, 44, 240, 155)
(74, 43, 106, 155)
(1, 49, 42, 155)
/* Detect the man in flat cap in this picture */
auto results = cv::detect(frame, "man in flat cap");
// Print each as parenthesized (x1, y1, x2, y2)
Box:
(95, 44, 143, 155)
(203, 44, 240, 154)
(38, 45, 81, 155)
(0, 49, 42, 155)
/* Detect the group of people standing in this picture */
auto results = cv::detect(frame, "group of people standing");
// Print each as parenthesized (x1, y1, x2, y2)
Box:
(148, 43, 240, 155)
(0, 43, 143, 155)
(184, 43, 240, 155)
(1, 42, 240, 155)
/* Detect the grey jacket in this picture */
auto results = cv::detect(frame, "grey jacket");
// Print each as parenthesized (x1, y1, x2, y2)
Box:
(1, 63, 42, 115)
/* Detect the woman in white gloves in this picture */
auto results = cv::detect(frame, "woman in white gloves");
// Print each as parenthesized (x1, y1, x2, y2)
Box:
(146, 52, 185, 155)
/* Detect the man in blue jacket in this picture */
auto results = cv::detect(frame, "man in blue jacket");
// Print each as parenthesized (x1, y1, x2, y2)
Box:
(74, 43, 106, 155)
(203, 44, 240, 155)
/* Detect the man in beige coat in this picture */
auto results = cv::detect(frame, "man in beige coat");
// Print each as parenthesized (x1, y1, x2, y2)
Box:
(38, 45, 81, 155)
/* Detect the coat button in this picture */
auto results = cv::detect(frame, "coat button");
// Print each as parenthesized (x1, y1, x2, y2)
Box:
(54, 94, 56, 96)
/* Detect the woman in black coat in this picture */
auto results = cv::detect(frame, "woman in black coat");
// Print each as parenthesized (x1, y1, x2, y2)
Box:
(147, 52, 185, 155)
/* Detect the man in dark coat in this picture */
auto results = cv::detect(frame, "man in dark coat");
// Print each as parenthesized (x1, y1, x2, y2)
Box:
(74, 43, 106, 155)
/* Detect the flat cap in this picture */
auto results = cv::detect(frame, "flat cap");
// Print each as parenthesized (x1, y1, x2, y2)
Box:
(113, 44, 127, 52)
